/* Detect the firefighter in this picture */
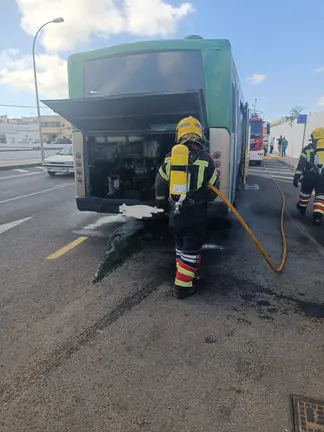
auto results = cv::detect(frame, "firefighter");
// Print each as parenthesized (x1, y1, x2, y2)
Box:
(294, 127, 324, 226)
(155, 116, 219, 299)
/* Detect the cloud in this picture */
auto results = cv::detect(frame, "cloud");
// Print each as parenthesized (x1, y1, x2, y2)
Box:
(16, 0, 194, 53)
(314, 66, 324, 73)
(246, 74, 267, 85)
(2, 0, 193, 98)
(318, 96, 324, 106)
(0, 50, 67, 98)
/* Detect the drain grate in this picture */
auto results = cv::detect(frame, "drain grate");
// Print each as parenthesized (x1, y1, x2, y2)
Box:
(245, 183, 259, 190)
(293, 396, 324, 431)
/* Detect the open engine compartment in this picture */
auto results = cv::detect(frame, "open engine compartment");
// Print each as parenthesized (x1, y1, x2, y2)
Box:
(87, 134, 175, 201)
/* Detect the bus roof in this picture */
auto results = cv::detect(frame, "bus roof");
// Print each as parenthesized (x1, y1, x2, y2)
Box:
(68, 38, 232, 63)
(66, 38, 243, 132)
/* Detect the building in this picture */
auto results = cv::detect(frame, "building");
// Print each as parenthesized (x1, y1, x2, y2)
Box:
(0, 114, 72, 146)
(0, 115, 39, 146)
(40, 115, 72, 142)
(271, 110, 324, 158)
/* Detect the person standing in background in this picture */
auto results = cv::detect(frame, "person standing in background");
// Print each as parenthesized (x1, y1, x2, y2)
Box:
(281, 137, 288, 157)
(270, 137, 275, 154)
(277, 135, 283, 156)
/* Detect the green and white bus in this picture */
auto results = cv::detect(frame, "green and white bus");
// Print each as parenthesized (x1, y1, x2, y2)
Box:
(43, 37, 250, 217)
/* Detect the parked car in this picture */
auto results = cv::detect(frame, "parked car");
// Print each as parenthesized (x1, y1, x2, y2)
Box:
(42, 144, 74, 176)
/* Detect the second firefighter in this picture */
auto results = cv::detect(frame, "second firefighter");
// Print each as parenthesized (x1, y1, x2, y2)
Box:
(294, 127, 324, 226)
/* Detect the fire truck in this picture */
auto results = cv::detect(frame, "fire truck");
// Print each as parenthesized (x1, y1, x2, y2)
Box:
(249, 112, 270, 165)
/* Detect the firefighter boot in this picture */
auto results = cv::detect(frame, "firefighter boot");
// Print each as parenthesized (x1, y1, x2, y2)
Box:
(174, 283, 198, 300)
(313, 213, 322, 227)
(297, 203, 307, 216)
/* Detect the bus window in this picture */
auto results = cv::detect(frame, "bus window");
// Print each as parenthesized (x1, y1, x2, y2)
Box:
(231, 84, 236, 132)
(84, 51, 204, 98)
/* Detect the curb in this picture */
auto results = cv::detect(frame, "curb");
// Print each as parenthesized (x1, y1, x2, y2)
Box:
(0, 147, 40, 152)
(0, 162, 41, 171)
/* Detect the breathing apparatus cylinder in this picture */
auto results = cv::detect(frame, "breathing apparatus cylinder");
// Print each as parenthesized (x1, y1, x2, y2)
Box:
(316, 139, 324, 164)
(169, 144, 189, 214)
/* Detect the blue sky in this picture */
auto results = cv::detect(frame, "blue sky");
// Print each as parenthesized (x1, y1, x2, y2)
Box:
(0, 0, 323, 120)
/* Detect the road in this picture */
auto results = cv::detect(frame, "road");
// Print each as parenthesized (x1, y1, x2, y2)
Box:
(0, 149, 58, 161)
(0, 161, 324, 431)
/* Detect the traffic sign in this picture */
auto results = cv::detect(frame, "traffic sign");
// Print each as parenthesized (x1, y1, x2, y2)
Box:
(297, 114, 307, 124)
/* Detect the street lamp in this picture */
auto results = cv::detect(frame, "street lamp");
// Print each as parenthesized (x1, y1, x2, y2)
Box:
(32, 17, 64, 161)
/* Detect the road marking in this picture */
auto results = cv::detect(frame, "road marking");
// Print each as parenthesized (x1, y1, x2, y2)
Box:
(0, 216, 33, 235)
(0, 171, 44, 181)
(245, 183, 259, 190)
(46, 236, 88, 260)
(13, 168, 29, 173)
(249, 173, 293, 180)
(0, 183, 73, 204)
(249, 169, 292, 175)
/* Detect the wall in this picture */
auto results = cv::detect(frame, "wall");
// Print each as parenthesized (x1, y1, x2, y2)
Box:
(271, 110, 324, 158)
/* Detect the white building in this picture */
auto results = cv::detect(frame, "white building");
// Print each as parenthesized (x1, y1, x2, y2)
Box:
(271, 110, 324, 159)
(0, 116, 39, 147)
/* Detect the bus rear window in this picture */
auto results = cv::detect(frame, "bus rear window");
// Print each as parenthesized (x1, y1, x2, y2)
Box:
(84, 51, 204, 98)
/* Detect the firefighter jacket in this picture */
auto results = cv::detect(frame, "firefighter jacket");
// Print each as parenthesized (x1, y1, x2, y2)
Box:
(295, 144, 316, 176)
(155, 144, 219, 227)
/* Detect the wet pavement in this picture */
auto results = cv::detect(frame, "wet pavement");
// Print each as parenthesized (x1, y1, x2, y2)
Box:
(1, 160, 324, 431)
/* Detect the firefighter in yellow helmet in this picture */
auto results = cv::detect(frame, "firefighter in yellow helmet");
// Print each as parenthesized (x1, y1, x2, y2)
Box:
(294, 127, 324, 226)
(155, 116, 219, 299)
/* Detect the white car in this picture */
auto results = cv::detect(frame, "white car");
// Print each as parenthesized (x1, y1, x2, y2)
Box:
(43, 144, 74, 176)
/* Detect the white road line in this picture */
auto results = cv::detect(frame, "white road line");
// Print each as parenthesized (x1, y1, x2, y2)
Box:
(0, 216, 33, 235)
(249, 169, 292, 175)
(264, 165, 288, 169)
(35, 166, 46, 171)
(0, 171, 44, 181)
(0, 183, 73, 204)
(249, 173, 293, 180)
(13, 168, 29, 173)
(267, 174, 294, 180)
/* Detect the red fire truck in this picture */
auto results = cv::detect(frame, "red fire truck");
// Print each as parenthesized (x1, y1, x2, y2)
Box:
(249, 112, 265, 165)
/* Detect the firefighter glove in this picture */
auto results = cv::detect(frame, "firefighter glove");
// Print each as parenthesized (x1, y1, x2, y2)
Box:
(293, 174, 301, 188)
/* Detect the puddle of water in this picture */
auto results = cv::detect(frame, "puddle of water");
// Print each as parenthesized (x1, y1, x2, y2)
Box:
(92, 219, 145, 284)
(202, 243, 225, 251)
(84, 215, 125, 230)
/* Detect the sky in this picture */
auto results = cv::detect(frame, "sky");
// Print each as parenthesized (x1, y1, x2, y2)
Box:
(0, 0, 323, 121)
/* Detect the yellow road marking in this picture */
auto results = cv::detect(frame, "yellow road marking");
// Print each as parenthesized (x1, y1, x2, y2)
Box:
(46, 236, 88, 260)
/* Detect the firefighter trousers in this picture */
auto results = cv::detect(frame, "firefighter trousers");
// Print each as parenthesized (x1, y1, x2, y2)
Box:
(170, 224, 206, 289)
(298, 171, 324, 217)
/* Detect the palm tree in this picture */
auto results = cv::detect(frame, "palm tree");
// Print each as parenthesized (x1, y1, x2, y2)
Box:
(286, 105, 304, 126)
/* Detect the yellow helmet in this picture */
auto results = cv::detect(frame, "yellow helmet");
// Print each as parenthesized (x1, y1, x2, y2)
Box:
(176, 116, 203, 143)
(311, 127, 324, 141)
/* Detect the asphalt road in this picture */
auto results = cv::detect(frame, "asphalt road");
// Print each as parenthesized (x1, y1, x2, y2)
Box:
(0, 161, 324, 432)
(0, 149, 57, 161)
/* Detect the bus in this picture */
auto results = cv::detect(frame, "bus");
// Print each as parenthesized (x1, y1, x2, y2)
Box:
(43, 37, 250, 217)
